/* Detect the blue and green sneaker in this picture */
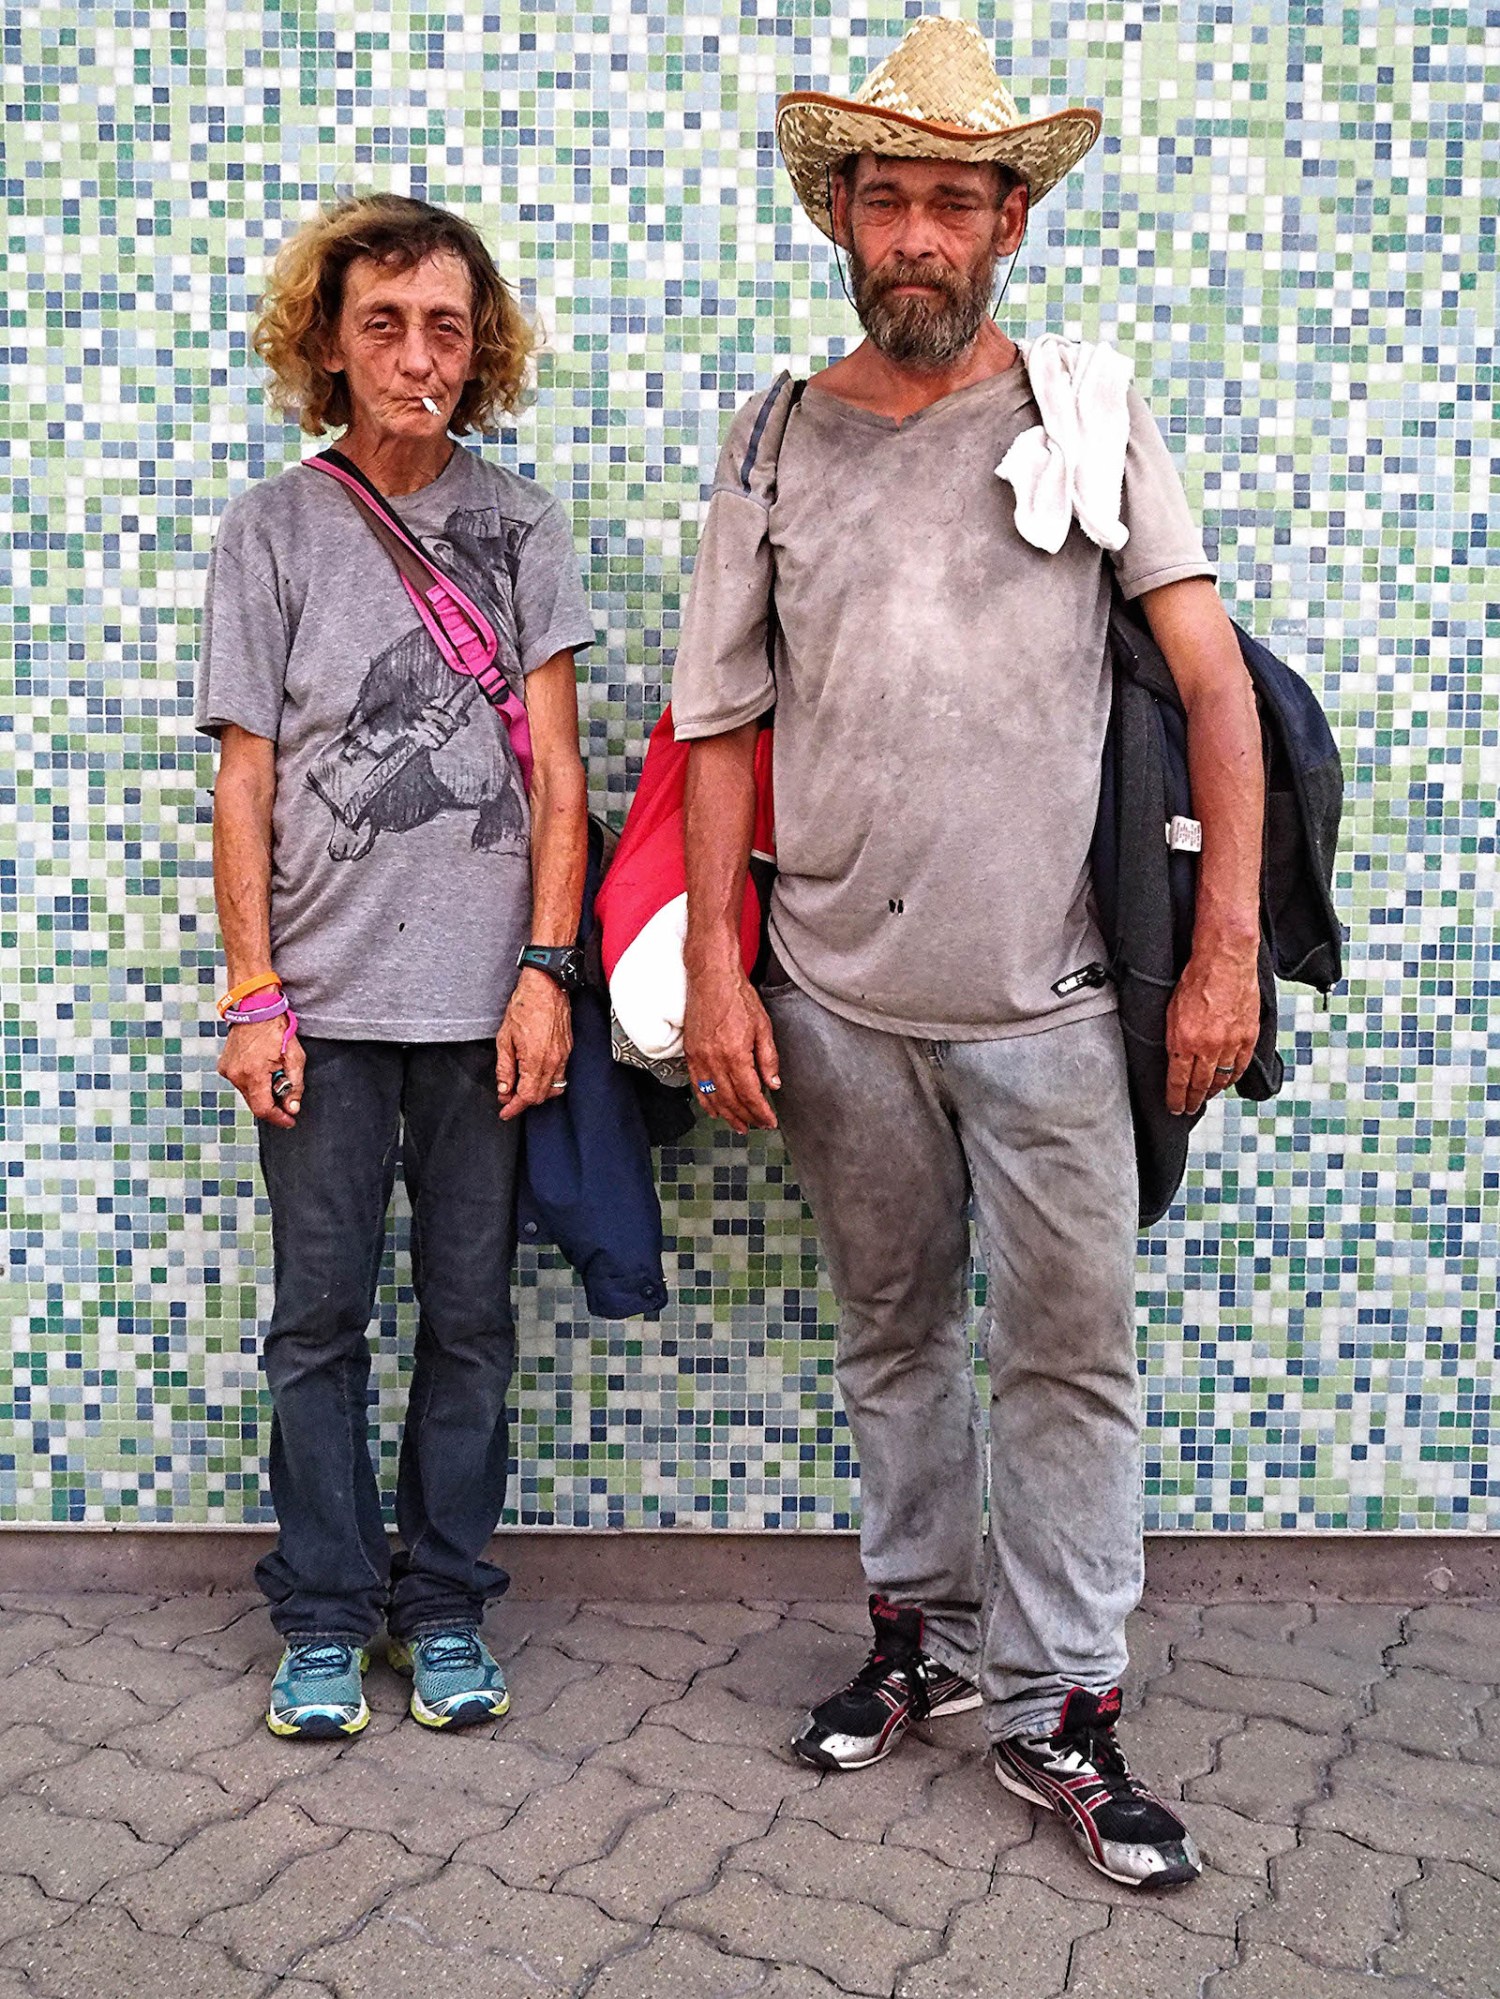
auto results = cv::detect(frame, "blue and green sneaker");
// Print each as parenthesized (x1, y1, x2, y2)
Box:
(266, 1640, 371, 1740)
(388, 1628, 510, 1729)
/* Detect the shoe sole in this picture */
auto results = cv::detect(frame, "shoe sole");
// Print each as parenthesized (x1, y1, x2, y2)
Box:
(266, 1700, 370, 1741)
(928, 1687, 983, 1718)
(992, 1753, 1200, 1890)
(792, 1730, 903, 1772)
(409, 1686, 511, 1730)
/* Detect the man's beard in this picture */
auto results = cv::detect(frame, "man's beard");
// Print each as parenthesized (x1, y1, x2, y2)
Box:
(850, 245, 998, 369)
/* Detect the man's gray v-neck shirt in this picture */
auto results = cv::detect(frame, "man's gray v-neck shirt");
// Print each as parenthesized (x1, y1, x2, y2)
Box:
(671, 358, 1214, 1041)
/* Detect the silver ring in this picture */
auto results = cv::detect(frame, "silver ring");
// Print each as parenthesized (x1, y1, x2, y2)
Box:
(1213, 1065, 1234, 1074)
(549, 1080, 568, 1092)
(696, 1079, 717, 1095)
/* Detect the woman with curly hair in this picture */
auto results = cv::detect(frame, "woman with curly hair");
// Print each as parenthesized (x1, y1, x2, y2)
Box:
(198, 195, 596, 1740)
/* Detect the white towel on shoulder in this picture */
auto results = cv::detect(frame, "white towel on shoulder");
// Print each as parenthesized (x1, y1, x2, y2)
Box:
(997, 335, 1133, 556)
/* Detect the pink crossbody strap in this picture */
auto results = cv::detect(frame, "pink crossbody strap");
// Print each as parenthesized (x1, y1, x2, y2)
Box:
(309, 449, 534, 791)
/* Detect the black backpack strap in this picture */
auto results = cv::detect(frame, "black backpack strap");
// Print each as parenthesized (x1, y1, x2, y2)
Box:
(761, 379, 805, 688)
(735, 373, 805, 498)
(310, 447, 442, 589)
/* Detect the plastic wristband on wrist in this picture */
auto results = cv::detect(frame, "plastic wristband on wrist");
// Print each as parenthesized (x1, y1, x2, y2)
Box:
(217, 972, 282, 1020)
(236, 986, 288, 1012)
(221, 992, 291, 1027)
(221, 993, 299, 1063)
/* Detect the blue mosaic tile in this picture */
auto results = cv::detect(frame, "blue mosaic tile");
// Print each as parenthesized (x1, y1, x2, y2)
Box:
(1, 0, 1494, 1532)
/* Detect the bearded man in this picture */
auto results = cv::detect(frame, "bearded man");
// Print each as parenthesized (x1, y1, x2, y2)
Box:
(673, 19, 1265, 1890)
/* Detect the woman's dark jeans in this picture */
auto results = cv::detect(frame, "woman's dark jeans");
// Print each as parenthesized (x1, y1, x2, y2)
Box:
(254, 1038, 519, 1645)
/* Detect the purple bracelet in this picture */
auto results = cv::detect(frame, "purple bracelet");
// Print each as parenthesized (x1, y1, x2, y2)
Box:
(221, 993, 291, 1026)
(222, 990, 300, 1070)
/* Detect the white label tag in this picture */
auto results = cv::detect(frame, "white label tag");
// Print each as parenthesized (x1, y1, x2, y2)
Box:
(1166, 815, 1202, 853)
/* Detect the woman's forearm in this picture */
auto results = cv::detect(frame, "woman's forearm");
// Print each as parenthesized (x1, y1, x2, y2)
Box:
(521, 650, 588, 945)
(213, 725, 279, 984)
(527, 757, 588, 943)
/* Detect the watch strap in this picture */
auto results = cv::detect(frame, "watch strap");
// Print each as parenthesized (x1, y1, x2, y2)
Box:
(517, 944, 584, 991)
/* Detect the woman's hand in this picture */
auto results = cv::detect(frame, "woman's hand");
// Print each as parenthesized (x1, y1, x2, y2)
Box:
(219, 1020, 305, 1129)
(495, 969, 573, 1120)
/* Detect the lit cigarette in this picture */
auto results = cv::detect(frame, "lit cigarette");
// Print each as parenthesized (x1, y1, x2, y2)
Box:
(421, 396, 440, 415)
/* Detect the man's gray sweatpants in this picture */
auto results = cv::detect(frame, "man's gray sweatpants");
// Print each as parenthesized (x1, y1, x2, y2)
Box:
(763, 979, 1143, 1742)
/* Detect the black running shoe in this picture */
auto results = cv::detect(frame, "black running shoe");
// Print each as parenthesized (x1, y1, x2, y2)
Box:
(791, 1595, 982, 1771)
(993, 1685, 1202, 1888)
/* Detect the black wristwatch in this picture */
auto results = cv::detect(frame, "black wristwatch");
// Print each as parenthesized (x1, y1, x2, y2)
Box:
(516, 943, 585, 993)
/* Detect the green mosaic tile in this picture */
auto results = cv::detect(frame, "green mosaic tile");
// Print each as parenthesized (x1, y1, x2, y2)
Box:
(1, 1, 1494, 1532)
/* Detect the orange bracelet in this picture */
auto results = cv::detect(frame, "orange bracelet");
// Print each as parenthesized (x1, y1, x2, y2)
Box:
(217, 972, 282, 1020)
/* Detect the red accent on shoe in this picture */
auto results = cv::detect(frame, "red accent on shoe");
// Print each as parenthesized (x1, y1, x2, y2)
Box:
(870, 1593, 924, 1653)
(1057, 1684, 1122, 1738)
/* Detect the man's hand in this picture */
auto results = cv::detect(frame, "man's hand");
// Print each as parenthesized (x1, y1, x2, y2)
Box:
(681, 725, 775, 1136)
(219, 1020, 305, 1128)
(684, 959, 780, 1135)
(496, 969, 573, 1121)
(1138, 578, 1266, 1121)
(1165, 943, 1260, 1117)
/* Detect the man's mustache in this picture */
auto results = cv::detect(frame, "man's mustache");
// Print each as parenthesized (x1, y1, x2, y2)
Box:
(862, 259, 967, 305)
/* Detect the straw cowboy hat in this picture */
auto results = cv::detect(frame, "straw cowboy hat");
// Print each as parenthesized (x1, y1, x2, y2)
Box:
(776, 15, 1102, 241)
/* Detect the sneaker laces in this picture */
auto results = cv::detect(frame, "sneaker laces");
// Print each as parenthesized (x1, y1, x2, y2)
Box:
(1069, 1719, 1131, 1788)
(419, 1629, 484, 1671)
(1048, 1716, 1170, 1826)
(1053, 1710, 1190, 1846)
(290, 1641, 357, 1682)
(848, 1635, 930, 1721)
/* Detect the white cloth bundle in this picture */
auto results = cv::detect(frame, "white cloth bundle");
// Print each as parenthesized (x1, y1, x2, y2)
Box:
(997, 335, 1134, 556)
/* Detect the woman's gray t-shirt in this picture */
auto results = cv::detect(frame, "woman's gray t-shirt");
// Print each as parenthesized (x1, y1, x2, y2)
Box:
(670, 360, 1215, 1041)
(197, 447, 595, 1040)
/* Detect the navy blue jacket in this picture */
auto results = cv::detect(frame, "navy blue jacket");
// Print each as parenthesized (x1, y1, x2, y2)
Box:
(516, 822, 672, 1320)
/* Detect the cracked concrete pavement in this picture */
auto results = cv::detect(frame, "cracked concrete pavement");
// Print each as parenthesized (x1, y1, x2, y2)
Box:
(0, 1587, 1495, 1996)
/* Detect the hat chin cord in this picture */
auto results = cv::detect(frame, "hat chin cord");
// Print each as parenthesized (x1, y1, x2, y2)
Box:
(991, 209, 1027, 321)
(822, 166, 1029, 348)
(824, 167, 859, 315)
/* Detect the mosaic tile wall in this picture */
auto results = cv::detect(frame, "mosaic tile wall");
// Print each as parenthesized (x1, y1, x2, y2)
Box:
(2, 1, 1494, 1535)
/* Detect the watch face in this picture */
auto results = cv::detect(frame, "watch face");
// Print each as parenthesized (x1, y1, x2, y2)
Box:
(521, 946, 582, 990)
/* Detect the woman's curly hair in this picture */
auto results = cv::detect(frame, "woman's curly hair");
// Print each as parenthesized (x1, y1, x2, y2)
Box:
(253, 194, 535, 437)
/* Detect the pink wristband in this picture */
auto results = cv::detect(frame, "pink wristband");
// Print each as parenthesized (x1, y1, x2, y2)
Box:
(237, 986, 289, 1017)
(221, 987, 299, 1054)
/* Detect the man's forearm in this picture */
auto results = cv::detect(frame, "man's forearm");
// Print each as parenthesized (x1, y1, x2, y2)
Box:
(683, 725, 760, 974)
(1138, 578, 1264, 1109)
(1184, 682, 1263, 961)
(1141, 579, 1263, 960)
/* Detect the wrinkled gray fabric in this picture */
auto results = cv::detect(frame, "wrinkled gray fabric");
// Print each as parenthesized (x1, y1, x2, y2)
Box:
(764, 978, 1143, 1740)
(198, 448, 594, 1040)
(671, 359, 1213, 1040)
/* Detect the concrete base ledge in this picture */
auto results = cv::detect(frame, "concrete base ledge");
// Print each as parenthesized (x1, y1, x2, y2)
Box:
(0, 1528, 1494, 1603)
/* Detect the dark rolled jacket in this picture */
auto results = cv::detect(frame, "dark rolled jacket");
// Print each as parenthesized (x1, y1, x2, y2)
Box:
(516, 819, 679, 1319)
(1092, 591, 1344, 1226)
